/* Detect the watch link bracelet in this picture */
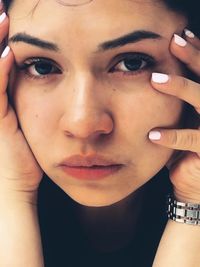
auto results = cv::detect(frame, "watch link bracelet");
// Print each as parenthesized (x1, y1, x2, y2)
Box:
(167, 194, 200, 225)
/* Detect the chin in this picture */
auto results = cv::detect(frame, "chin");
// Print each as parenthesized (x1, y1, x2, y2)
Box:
(62, 186, 135, 207)
(69, 196, 118, 207)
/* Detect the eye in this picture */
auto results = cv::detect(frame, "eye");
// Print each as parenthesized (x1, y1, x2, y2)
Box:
(17, 58, 62, 80)
(110, 52, 156, 76)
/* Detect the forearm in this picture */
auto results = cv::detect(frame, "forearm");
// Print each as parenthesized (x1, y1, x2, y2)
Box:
(0, 193, 44, 267)
(153, 218, 200, 266)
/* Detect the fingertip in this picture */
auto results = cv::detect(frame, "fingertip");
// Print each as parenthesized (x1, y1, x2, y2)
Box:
(184, 29, 195, 39)
(0, 11, 8, 28)
(0, 46, 15, 74)
(1, 45, 10, 58)
(1, 45, 15, 63)
(173, 34, 187, 47)
(169, 34, 189, 63)
(149, 130, 162, 141)
(183, 29, 200, 50)
(151, 73, 170, 84)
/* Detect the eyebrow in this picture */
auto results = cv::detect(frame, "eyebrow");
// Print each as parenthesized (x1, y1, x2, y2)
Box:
(8, 32, 60, 52)
(8, 30, 162, 53)
(97, 30, 162, 52)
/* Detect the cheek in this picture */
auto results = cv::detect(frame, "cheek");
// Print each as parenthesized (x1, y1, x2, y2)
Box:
(115, 84, 183, 133)
(14, 88, 61, 147)
(112, 83, 183, 174)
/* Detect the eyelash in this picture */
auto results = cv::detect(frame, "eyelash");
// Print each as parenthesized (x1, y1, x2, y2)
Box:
(17, 58, 62, 80)
(17, 53, 156, 81)
(110, 52, 156, 76)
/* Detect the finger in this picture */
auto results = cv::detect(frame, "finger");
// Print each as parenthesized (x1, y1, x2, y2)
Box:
(0, 12, 9, 40)
(0, 46, 15, 119)
(148, 129, 200, 153)
(151, 73, 200, 113)
(0, 1, 3, 10)
(165, 150, 186, 170)
(170, 34, 200, 75)
(184, 29, 200, 50)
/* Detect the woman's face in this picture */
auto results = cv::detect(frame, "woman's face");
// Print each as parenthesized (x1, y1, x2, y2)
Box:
(8, 0, 186, 207)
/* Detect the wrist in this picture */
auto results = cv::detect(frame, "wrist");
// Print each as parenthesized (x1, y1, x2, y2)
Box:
(173, 190, 200, 204)
(167, 193, 200, 226)
(0, 189, 38, 206)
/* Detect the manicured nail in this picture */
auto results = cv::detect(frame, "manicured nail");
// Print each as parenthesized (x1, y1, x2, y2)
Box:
(184, 29, 195, 38)
(152, 73, 169, 83)
(1, 46, 10, 58)
(0, 12, 6, 24)
(174, 34, 187, 47)
(149, 131, 161, 141)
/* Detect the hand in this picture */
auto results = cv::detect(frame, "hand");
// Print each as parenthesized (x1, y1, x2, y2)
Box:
(149, 30, 200, 203)
(0, 11, 43, 203)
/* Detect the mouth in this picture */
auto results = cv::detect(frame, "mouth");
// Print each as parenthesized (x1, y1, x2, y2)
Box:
(58, 154, 124, 180)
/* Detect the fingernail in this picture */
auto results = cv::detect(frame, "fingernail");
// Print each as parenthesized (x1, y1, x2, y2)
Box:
(0, 12, 6, 24)
(1, 46, 10, 58)
(152, 73, 169, 83)
(184, 29, 195, 38)
(174, 34, 187, 47)
(149, 131, 161, 141)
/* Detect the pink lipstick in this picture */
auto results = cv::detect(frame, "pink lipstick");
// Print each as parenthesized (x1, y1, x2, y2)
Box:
(58, 154, 123, 180)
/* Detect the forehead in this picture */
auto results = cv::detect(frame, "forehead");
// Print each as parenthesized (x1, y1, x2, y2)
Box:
(8, 0, 186, 47)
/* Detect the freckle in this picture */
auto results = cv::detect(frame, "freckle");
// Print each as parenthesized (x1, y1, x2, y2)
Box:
(35, 114, 39, 118)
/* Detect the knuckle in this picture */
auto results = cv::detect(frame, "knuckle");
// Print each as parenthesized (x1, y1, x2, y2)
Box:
(191, 45, 200, 59)
(188, 48, 200, 68)
(186, 132, 197, 148)
(170, 131, 178, 146)
(169, 131, 198, 149)
(174, 77, 188, 98)
(180, 77, 189, 92)
(182, 131, 199, 149)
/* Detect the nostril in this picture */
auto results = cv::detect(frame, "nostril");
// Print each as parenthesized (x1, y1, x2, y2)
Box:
(64, 131, 74, 137)
(60, 109, 113, 140)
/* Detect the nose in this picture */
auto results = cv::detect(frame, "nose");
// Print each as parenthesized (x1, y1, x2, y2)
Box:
(59, 76, 114, 141)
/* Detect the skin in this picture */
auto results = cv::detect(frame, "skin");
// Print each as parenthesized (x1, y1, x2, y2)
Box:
(1, 0, 200, 263)
(7, 0, 188, 207)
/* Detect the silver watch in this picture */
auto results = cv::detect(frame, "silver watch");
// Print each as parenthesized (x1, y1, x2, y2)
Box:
(167, 194, 200, 225)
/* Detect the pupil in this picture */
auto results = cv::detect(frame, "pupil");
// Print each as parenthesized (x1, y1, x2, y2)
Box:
(35, 62, 53, 75)
(124, 58, 142, 71)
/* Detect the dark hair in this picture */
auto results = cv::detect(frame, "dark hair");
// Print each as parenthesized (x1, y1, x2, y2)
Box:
(3, 0, 200, 36)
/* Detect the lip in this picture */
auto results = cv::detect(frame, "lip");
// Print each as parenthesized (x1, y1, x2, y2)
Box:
(58, 154, 123, 180)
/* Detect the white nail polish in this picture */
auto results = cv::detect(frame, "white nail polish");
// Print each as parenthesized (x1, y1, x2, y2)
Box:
(152, 73, 169, 83)
(1, 46, 10, 58)
(174, 34, 187, 47)
(184, 29, 195, 38)
(149, 131, 161, 141)
(0, 12, 6, 24)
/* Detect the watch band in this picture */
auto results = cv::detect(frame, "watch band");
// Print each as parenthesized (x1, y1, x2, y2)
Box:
(167, 194, 200, 225)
